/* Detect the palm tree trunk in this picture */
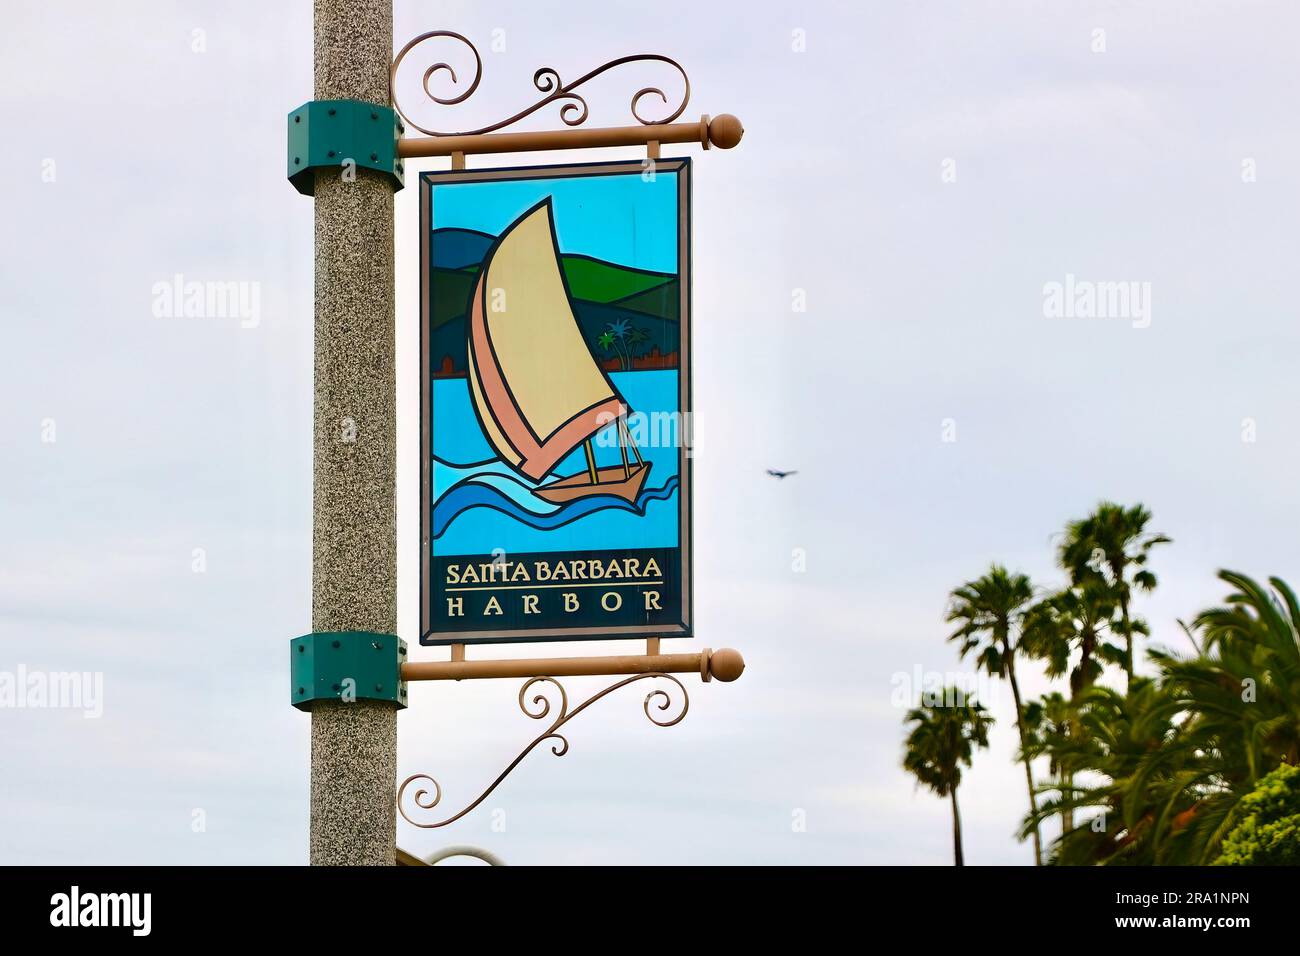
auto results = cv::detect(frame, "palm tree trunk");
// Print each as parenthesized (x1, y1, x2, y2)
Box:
(1080, 630, 1095, 691)
(1061, 769, 1074, 836)
(1119, 593, 1134, 689)
(1062, 628, 1095, 837)
(950, 788, 964, 866)
(1005, 655, 1042, 865)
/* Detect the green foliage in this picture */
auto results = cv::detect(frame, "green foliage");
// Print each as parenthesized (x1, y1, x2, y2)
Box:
(1214, 763, 1300, 866)
(919, 501, 1300, 867)
(1022, 692, 1073, 780)
(1021, 581, 1120, 696)
(926, 499, 1300, 867)
(1020, 570, 1300, 865)
(902, 692, 993, 865)
(945, 565, 1033, 678)
(946, 565, 1044, 861)
(902, 694, 993, 798)
(592, 319, 653, 370)
(1058, 502, 1170, 683)
(1021, 680, 1194, 864)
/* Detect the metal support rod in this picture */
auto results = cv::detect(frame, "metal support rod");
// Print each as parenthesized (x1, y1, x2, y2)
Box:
(397, 113, 743, 158)
(401, 647, 745, 683)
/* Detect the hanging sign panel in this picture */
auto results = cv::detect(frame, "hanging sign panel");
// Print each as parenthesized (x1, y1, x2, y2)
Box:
(420, 159, 692, 645)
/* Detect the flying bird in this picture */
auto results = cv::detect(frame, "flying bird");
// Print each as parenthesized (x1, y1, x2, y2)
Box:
(766, 469, 798, 479)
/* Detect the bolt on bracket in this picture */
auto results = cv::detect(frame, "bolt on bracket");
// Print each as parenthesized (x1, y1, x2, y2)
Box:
(287, 99, 406, 196)
(290, 631, 408, 710)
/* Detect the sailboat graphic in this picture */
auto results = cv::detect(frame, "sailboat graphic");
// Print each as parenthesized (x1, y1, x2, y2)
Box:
(466, 197, 651, 505)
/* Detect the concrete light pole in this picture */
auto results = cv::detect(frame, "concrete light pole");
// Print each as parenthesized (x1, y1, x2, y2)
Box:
(308, 0, 398, 866)
(292, 10, 748, 864)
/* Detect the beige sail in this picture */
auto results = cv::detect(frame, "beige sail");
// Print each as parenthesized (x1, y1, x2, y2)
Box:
(467, 197, 632, 485)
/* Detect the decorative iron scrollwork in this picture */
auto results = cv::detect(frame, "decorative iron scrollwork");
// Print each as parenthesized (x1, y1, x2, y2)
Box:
(390, 31, 691, 137)
(398, 672, 689, 829)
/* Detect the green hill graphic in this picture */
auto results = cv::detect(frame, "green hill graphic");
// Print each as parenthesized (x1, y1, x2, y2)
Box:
(428, 252, 680, 376)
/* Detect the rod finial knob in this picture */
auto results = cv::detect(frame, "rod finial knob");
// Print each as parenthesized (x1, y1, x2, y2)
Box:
(709, 648, 745, 682)
(708, 114, 744, 149)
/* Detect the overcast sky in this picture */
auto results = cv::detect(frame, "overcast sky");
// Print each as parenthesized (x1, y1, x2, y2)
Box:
(3, 0, 1299, 864)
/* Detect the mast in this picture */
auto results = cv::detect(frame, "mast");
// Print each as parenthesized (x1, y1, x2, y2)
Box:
(618, 416, 644, 467)
(618, 431, 631, 478)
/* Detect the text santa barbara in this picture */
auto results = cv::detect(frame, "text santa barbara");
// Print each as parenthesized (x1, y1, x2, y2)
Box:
(444, 554, 664, 618)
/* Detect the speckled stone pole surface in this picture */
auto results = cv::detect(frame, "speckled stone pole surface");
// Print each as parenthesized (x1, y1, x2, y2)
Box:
(309, 0, 398, 866)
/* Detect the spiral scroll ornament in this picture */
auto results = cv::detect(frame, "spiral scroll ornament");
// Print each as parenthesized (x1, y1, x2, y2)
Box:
(398, 672, 689, 829)
(389, 31, 691, 137)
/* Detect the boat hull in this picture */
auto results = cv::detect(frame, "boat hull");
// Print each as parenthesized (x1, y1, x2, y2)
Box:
(534, 463, 651, 505)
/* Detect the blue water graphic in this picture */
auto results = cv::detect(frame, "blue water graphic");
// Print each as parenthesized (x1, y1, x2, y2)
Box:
(432, 370, 682, 556)
(433, 472, 680, 538)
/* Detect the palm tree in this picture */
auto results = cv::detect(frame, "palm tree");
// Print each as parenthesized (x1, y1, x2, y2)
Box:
(1018, 571, 1300, 865)
(608, 318, 632, 370)
(1022, 582, 1121, 698)
(594, 321, 633, 369)
(1059, 502, 1170, 687)
(1021, 582, 1120, 834)
(626, 324, 649, 365)
(594, 329, 617, 365)
(946, 565, 1043, 864)
(1143, 571, 1300, 862)
(1187, 572, 1300, 768)
(903, 692, 994, 865)
(1021, 691, 1076, 855)
(1021, 681, 1184, 864)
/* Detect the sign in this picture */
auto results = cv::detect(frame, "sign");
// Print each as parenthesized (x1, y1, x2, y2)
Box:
(420, 159, 692, 645)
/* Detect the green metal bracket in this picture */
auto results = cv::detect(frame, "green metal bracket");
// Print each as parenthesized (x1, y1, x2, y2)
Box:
(290, 631, 408, 711)
(287, 99, 405, 196)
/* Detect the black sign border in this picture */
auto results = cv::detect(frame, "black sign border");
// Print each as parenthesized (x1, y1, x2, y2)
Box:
(420, 158, 692, 646)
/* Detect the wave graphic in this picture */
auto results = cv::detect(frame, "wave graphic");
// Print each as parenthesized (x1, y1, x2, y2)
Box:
(432, 459, 678, 538)
(433, 456, 559, 514)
